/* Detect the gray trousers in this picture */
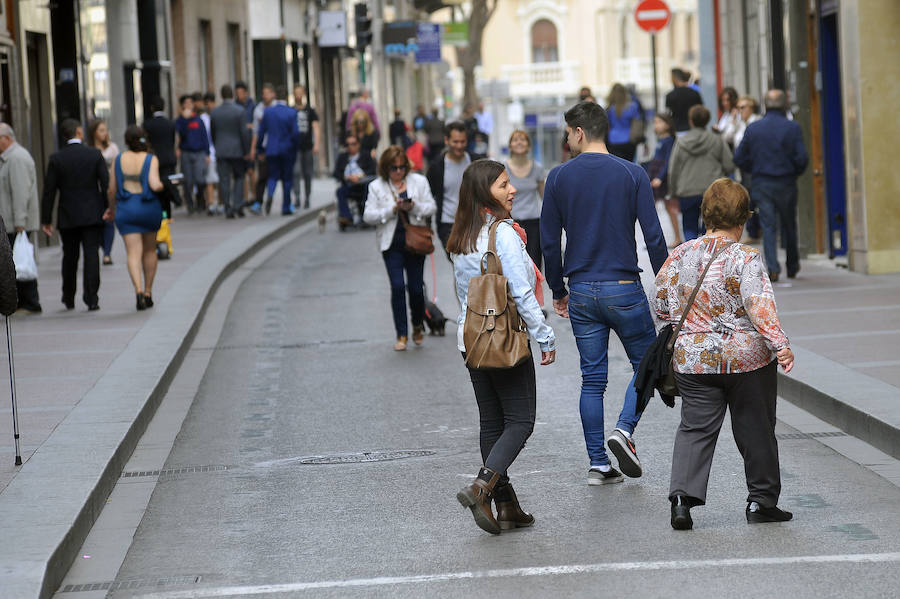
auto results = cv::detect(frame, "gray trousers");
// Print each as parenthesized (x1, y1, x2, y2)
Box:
(180, 151, 207, 210)
(216, 158, 246, 215)
(669, 361, 781, 507)
(292, 149, 314, 207)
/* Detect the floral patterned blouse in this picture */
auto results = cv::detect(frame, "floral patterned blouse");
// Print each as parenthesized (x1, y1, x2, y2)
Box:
(654, 236, 789, 374)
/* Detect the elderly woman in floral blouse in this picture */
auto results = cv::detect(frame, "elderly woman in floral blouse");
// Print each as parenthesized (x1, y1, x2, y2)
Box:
(655, 178, 795, 531)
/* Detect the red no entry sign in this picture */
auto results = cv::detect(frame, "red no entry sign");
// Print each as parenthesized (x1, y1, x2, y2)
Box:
(635, 0, 671, 33)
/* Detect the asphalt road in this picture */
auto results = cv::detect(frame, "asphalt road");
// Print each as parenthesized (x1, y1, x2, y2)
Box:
(74, 225, 900, 598)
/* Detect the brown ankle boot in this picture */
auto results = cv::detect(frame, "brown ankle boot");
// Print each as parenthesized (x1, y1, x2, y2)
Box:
(495, 483, 535, 530)
(456, 467, 502, 534)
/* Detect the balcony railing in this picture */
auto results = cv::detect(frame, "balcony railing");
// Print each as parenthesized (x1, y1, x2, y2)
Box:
(499, 61, 582, 98)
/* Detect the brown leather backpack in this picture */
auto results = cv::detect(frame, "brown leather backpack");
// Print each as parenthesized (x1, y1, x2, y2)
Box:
(463, 220, 530, 370)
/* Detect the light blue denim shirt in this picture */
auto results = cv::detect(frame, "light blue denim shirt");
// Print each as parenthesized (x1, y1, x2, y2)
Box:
(452, 218, 556, 353)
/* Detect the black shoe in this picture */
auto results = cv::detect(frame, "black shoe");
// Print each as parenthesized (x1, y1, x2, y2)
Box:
(102, 255, 113, 266)
(671, 496, 693, 530)
(143, 293, 153, 309)
(88, 304, 100, 311)
(237, 209, 245, 218)
(63, 300, 75, 310)
(769, 270, 780, 283)
(746, 503, 793, 523)
(226, 213, 236, 219)
(136, 293, 147, 311)
(787, 267, 799, 279)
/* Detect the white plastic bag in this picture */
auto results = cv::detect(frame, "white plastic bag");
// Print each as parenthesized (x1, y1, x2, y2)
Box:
(12, 231, 37, 281)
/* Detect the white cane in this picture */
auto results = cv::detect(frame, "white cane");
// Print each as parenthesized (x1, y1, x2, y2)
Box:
(6, 316, 21, 465)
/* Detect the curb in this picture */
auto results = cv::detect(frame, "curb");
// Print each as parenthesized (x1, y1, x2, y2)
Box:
(0, 205, 332, 599)
(777, 346, 900, 460)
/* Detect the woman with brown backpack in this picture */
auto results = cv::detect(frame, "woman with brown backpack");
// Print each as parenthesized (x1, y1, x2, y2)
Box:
(447, 159, 556, 535)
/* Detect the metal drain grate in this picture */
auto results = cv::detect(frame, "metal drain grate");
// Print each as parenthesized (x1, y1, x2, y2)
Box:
(60, 575, 202, 593)
(297, 450, 437, 464)
(121, 465, 229, 478)
(776, 431, 849, 440)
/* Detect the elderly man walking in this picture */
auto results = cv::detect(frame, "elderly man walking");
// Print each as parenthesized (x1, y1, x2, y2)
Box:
(734, 89, 809, 282)
(0, 124, 42, 313)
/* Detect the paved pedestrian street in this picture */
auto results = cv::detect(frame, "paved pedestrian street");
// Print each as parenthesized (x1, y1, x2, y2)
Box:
(53, 222, 900, 598)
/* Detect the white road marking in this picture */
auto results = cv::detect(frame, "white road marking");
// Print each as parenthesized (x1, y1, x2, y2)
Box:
(135, 552, 900, 598)
(778, 304, 897, 316)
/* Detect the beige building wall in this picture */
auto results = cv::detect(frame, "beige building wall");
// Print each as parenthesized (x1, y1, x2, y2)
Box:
(841, 0, 900, 274)
(477, 0, 699, 103)
(171, 0, 251, 96)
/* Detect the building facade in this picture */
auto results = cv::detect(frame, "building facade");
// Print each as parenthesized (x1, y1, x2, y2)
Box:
(711, 0, 900, 274)
(170, 0, 252, 97)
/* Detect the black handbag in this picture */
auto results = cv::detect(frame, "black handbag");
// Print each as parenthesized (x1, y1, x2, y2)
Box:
(660, 242, 733, 396)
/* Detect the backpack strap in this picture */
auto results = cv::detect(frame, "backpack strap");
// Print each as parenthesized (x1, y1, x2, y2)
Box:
(480, 219, 503, 275)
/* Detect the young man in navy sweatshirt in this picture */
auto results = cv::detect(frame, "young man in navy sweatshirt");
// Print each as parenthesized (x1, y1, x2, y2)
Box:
(541, 101, 668, 485)
(175, 94, 211, 213)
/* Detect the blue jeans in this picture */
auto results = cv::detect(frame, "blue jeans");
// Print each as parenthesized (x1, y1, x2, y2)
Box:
(382, 247, 426, 337)
(568, 280, 657, 467)
(752, 177, 799, 276)
(679, 195, 704, 241)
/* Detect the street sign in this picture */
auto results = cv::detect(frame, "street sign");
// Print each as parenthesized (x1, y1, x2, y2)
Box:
(442, 22, 468, 46)
(318, 11, 347, 48)
(634, 0, 671, 33)
(383, 21, 418, 57)
(416, 23, 442, 63)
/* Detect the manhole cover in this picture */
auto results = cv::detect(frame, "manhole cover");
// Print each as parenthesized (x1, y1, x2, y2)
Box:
(297, 450, 436, 464)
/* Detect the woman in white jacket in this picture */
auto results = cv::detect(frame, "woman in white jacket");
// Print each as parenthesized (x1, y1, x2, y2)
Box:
(363, 145, 436, 350)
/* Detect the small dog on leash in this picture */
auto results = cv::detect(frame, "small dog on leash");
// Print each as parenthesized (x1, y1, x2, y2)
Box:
(317, 209, 327, 233)
(424, 299, 447, 336)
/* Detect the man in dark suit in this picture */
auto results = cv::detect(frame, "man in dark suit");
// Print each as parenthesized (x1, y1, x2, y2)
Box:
(210, 84, 251, 218)
(332, 133, 375, 231)
(41, 118, 111, 310)
(143, 95, 180, 214)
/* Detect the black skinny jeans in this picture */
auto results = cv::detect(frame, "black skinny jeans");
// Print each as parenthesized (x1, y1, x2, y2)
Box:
(463, 351, 536, 477)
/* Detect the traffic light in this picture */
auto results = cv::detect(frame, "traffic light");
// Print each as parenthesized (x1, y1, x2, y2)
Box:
(354, 3, 372, 52)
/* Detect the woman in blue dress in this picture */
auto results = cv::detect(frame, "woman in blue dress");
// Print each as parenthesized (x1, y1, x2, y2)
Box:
(107, 125, 164, 310)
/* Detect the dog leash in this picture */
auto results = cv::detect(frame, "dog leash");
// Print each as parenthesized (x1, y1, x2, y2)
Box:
(429, 252, 438, 303)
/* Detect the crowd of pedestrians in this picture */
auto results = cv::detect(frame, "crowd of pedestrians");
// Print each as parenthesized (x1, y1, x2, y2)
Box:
(350, 75, 808, 536)
(3, 71, 808, 535)
(1, 75, 325, 315)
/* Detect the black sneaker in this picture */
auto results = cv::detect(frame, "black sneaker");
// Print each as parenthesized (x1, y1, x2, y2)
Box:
(587, 466, 624, 485)
(607, 429, 642, 478)
(746, 502, 793, 523)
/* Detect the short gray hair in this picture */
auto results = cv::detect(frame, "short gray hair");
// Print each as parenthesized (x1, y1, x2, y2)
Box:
(764, 89, 787, 112)
(0, 123, 15, 140)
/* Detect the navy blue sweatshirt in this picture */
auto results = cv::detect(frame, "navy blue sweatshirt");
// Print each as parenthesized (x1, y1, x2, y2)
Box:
(175, 114, 211, 154)
(541, 152, 668, 300)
